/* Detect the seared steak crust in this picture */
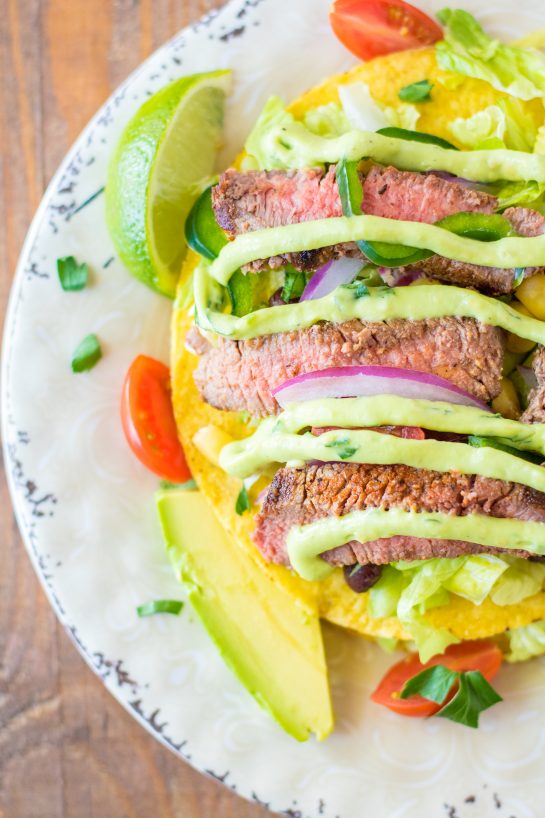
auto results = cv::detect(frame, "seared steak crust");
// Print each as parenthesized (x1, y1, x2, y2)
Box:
(254, 462, 545, 566)
(189, 317, 504, 416)
(212, 165, 545, 290)
(522, 346, 545, 423)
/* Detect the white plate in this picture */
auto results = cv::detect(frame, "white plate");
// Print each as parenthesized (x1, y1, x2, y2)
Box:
(4, 1, 545, 815)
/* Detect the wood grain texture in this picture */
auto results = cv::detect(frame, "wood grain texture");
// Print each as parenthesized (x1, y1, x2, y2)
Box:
(0, 2, 271, 816)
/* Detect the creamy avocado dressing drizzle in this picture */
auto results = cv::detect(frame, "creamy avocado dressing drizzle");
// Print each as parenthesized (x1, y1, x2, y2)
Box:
(264, 396, 545, 456)
(266, 123, 545, 182)
(194, 269, 545, 344)
(220, 423, 545, 493)
(207, 217, 545, 287)
(286, 509, 545, 581)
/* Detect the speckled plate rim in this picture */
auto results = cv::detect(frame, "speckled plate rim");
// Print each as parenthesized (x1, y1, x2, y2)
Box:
(4, 2, 545, 817)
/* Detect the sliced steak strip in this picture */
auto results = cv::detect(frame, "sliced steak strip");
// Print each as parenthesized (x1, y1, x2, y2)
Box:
(188, 317, 504, 416)
(254, 462, 545, 566)
(212, 165, 545, 291)
(522, 346, 545, 423)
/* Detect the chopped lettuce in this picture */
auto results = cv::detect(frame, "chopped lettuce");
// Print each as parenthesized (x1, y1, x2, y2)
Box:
(436, 8, 545, 101)
(338, 83, 388, 131)
(490, 558, 545, 606)
(384, 103, 421, 131)
(303, 103, 351, 138)
(494, 180, 545, 209)
(339, 81, 420, 132)
(243, 96, 296, 170)
(506, 618, 545, 662)
(368, 554, 545, 663)
(368, 565, 407, 618)
(448, 99, 537, 152)
(534, 124, 545, 155)
(444, 554, 507, 604)
(449, 105, 506, 149)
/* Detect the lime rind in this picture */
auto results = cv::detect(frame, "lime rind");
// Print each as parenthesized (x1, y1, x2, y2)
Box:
(105, 70, 231, 298)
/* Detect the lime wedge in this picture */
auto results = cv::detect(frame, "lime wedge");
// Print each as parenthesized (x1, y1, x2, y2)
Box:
(106, 70, 231, 297)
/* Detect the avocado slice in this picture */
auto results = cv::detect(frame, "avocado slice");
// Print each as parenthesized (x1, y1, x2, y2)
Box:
(156, 489, 333, 741)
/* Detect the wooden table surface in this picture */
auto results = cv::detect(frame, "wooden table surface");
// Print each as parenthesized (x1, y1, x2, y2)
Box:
(0, 2, 270, 816)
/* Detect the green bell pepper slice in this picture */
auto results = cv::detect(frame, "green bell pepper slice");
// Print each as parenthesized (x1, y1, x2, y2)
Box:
(376, 127, 459, 151)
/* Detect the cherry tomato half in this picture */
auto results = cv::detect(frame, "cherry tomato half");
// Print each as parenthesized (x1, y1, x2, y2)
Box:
(330, 0, 443, 61)
(120, 354, 191, 483)
(371, 640, 503, 717)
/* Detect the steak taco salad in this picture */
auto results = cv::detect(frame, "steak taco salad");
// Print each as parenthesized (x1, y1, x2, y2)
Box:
(102, 0, 545, 740)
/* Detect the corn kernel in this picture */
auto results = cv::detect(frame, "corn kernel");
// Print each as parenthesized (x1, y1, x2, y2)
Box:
(515, 273, 545, 321)
(491, 378, 521, 420)
(193, 424, 234, 467)
(505, 301, 537, 354)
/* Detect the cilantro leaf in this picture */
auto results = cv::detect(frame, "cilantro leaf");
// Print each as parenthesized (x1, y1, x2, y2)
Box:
(71, 333, 102, 373)
(137, 599, 184, 617)
(235, 485, 251, 515)
(400, 664, 459, 704)
(57, 256, 89, 291)
(437, 670, 503, 728)
(398, 80, 433, 103)
(281, 267, 306, 302)
(401, 663, 503, 728)
(325, 436, 358, 460)
(341, 280, 369, 299)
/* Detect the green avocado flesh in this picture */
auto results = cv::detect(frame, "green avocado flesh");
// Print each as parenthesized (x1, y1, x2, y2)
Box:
(156, 489, 333, 741)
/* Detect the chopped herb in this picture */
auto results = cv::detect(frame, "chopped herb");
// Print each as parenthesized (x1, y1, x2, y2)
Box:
(437, 671, 502, 728)
(400, 664, 502, 728)
(325, 437, 358, 460)
(159, 478, 198, 491)
(235, 485, 250, 515)
(341, 280, 369, 298)
(57, 255, 89, 291)
(513, 268, 525, 288)
(281, 267, 306, 302)
(71, 333, 102, 373)
(398, 79, 433, 103)
(137, 599, 184, 617)
(401, 664, 458, 704)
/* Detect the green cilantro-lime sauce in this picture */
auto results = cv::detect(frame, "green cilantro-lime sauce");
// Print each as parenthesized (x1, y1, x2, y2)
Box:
(268, 123, 545, 182)
(272, 396, 545, 456)
(220, 423, 545, 492)
(194, 269, 545, 344)
(207, 217, 545, 286)
(286, 508, 545, 581)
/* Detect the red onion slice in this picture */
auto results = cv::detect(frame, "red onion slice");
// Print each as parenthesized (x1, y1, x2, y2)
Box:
(300, 258, 364, 301)
(272, 366, 492, 411)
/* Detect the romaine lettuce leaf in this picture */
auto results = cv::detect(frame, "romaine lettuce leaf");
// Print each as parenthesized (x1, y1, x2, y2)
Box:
(303, 103, 351, 138)
(243, 96, 296, 170)
(436, 8, 545, 101)
(448, 99, 537, 152)
(338, 83, 388, 132)
(490, 558, 545, 606)
(369, 554, 545, 663)
(506, 618, 545, 662)
(444, 554, 507, 604)
(449, 105, 506, 149)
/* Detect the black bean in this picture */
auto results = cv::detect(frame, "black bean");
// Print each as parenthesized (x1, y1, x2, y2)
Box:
(343, 563, 382, 593)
